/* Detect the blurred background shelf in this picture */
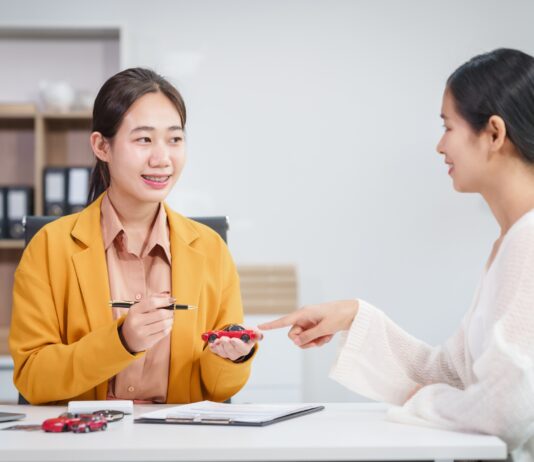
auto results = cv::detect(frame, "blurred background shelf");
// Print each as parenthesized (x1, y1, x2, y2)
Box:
(0, 240, 24, 250)
(0, 25, 122, 371)
(41, 111, 92, 120)
(0, 103, 36, 118)
(238, 265, 298, 314)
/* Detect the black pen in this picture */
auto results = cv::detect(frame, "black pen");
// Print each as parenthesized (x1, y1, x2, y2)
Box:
(109, 300, 197, 310)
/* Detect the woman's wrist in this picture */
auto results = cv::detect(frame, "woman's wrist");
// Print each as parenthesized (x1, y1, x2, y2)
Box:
(118, 326, 136, 354)
(341, 300, 359, 331)
(232, 346, 256, 364)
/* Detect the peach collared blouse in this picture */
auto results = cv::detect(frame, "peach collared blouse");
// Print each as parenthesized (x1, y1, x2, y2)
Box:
(101, 193, 172, 403)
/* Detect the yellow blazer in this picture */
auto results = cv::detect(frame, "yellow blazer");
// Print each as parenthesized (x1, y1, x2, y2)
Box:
(9, 194, 254, 405)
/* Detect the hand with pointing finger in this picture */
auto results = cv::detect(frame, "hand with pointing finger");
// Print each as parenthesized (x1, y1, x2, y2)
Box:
(258, 300, 359, 349)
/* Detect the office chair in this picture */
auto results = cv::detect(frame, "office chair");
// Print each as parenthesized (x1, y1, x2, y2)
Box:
(17, 214, 229, 405)
(23, 215, 229, 246)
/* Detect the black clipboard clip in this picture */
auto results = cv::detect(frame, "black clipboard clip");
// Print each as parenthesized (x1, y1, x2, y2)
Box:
(166, 415, 233, 424)
(134, 404, 325, 427)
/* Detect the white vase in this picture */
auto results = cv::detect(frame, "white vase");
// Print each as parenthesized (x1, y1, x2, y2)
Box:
(39, 81, 75, 112)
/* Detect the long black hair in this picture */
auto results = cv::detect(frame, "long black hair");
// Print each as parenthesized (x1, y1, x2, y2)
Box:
(88, 68, 187, 203)
(447, 48, 534, 163)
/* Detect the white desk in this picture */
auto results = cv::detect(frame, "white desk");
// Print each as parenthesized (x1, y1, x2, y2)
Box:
(0, 403, 506, 462)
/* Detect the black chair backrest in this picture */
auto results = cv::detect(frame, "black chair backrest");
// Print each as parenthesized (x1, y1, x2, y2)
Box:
(18, 214, 229, 405)
(24, 215, 229, 245)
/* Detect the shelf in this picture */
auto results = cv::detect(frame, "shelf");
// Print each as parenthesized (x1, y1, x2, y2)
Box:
(0, 103, 36, 119)
(238, 265, 297, 314)
(42, 116, 94, 168)
(0, 240, 24, 250)
(0, 26, 121, 359)
(0, 105, 92, 120)
(0, 105, 92, 121)
(41, 111, 92, 120)
(0, 326, 8, 356)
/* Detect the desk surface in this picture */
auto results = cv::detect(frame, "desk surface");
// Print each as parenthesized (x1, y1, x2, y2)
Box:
(0, 402, 506, 462)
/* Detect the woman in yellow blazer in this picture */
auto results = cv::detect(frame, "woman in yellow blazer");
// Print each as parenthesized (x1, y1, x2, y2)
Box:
(9, 68, 259, 405)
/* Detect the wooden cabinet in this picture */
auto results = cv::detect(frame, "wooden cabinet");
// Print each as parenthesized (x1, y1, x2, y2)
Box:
(0, 103, 92, 354)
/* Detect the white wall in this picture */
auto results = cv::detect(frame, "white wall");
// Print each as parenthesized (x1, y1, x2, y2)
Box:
(1, 0, 532, 402)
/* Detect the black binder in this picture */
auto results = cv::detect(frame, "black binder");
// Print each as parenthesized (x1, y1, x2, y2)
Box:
(66, 166, 92, 214)
(6, 186, 33, 239)
(0, 187, 5, 239)
(43, 167, 67, 216)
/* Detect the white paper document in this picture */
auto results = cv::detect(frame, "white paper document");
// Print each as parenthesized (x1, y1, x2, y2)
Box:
(138, 400, 323, 424)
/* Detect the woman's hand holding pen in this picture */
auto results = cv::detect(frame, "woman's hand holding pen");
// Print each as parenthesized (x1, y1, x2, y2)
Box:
(258, 300, 359, 348)
(120, 294, 175, 353)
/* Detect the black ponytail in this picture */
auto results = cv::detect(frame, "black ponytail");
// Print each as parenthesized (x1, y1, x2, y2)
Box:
(87, 159, 111, 204)
(447, 48, 534, 164)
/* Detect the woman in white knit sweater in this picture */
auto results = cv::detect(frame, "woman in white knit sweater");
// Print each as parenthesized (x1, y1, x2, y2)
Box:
(260, 48, 534, 461)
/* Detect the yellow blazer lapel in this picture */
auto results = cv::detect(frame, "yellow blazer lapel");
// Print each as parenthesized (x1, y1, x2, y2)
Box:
(71, 194, 112, 332)
(165, 205, 205, 403)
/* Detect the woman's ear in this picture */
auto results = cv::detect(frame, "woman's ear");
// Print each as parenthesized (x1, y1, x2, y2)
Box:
(90, 132, 111, 162)
(487, 115, 507, 152)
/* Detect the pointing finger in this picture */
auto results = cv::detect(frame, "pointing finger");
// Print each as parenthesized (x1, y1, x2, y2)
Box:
(258, 311, 301, 331)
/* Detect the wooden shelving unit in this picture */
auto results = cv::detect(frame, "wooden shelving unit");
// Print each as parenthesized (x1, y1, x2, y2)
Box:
(238, 265, 298, 314)
(0, 103, 93, 354)
(0, 241, 24, 250)
(0, 104, 36, 119)
(0, 104, 35, 355)
(0, 27, 121, 404)
(41, 111, 93, 120)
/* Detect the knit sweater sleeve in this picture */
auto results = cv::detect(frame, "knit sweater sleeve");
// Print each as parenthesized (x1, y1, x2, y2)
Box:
(330, 299, 469, 405)
(387, 221, 534, 451)
(331, 218, 534, 452)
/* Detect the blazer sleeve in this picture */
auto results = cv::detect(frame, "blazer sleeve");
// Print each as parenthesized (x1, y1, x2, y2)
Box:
(8, 231, 138, 404)
(197, 242, 256, 402)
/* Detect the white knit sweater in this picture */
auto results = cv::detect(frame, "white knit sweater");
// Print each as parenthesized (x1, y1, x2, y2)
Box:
(330, 210, 534, 462)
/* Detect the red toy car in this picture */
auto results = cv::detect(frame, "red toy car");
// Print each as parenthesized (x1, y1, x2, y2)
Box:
(201, 324, 262, 343)
(69, 415, 108, 433)
(42, 412, 108, 433)
(42, 412, 82, 433)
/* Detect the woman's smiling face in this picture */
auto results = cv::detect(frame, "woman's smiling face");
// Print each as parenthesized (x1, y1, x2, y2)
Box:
(436, 89, 491, 193)
(104, 91, 186, 205)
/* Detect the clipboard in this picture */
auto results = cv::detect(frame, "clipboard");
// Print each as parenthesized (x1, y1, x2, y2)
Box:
(0, 412, 26, 423)
(134, 401, 325, 427)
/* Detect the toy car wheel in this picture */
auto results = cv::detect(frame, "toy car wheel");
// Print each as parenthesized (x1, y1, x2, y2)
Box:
(101, 423, 107, 431)
(62, 424, 68, 432)
(240, 334, 250, 343)
(208, 334, 218, 343)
